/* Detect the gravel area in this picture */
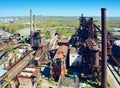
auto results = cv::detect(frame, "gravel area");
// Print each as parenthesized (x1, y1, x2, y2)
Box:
(18, 28, 30, 36)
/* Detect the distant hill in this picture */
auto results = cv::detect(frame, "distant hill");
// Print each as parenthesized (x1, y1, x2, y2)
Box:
(0, 15, 120, 20)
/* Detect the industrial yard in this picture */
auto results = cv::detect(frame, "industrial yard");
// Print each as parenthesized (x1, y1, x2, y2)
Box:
(0, 0, 120, 88)
(0, 8, 120, 88)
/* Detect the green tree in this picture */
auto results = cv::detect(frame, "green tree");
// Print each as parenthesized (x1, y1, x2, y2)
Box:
(45, 31, 51, 39)
(3, 26, 6, 30)
(5, 42, 14, 52)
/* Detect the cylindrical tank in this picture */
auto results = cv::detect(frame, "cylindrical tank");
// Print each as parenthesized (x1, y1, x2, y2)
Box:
(112, 40, 120, 59)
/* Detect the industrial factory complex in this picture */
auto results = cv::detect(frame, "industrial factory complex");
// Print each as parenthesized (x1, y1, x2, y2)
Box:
(0, 8, 120, 88)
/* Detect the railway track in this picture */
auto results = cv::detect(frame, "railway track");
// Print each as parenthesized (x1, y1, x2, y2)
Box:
(0, 50, 35, 81)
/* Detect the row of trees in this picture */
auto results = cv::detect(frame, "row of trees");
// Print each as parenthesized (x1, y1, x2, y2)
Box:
(2, 24, 18, 33)
(94, 19, 120, 30)
(0, 23, 29, 33)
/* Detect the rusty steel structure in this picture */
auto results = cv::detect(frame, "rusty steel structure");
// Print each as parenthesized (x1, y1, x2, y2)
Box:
(85, 38, 100, 80)
(77, 15, 102, 81)
(71, 8, 120, 88)
(69, 8, 111, 87)
(109, 35, 120, 74)
(34, 42, 50, 66)
(52, 44, 68, 80)
(1, 8, 119, 88)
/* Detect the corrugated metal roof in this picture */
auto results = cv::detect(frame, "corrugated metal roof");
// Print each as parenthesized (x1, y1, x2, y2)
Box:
(19, 72, 32, 77)
(18, 67, 39, 78)
(54, 45, 68, 60)
(58, 39, 69, 44)
(24, 67, 35, 72)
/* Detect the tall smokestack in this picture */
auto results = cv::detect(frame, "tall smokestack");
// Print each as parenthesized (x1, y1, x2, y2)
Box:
(30, 9, 33, 32)
(90, 18, 94, 39)
(30, 9, 33, 46)
(33, 15, 36, 32)
(101, 8, 107, 88)
(80, 14, 83, 30)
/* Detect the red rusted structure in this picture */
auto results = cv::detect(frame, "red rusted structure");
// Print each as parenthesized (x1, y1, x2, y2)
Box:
(69, 8, 111, 85)
(52, 45, 68, 79)
(75, 15, 102, 81)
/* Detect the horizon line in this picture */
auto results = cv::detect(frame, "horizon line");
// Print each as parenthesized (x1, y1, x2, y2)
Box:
(0, 15, 120, 18)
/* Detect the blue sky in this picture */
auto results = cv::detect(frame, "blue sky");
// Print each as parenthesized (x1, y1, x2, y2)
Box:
(0, 0, 120, 17)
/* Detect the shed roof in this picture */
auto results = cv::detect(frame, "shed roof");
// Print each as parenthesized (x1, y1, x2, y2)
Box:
(58, 39, 69, 44)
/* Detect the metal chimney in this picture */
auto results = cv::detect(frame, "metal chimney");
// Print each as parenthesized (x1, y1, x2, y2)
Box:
(90, 18, 94, 39)
(30, 9, 33, 32)
(101, 8, 107, 88)
(33, 15, 36, 32)
(30, 9, 33, 46)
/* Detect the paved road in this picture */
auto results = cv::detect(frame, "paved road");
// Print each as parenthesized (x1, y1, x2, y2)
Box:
(0, 30, 11, 37)
(41, 79, 73, 88)
(58, 76, 78, 88)
(41, 79, 57, 88)
(18, 28, 30, 36)
(74, 77, 79, 88)
(107, 63, 120, 88)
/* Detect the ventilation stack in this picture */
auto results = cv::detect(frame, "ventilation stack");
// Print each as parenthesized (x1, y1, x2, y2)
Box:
(33, 15, 36, 33)
(30, 9, 33, 46)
